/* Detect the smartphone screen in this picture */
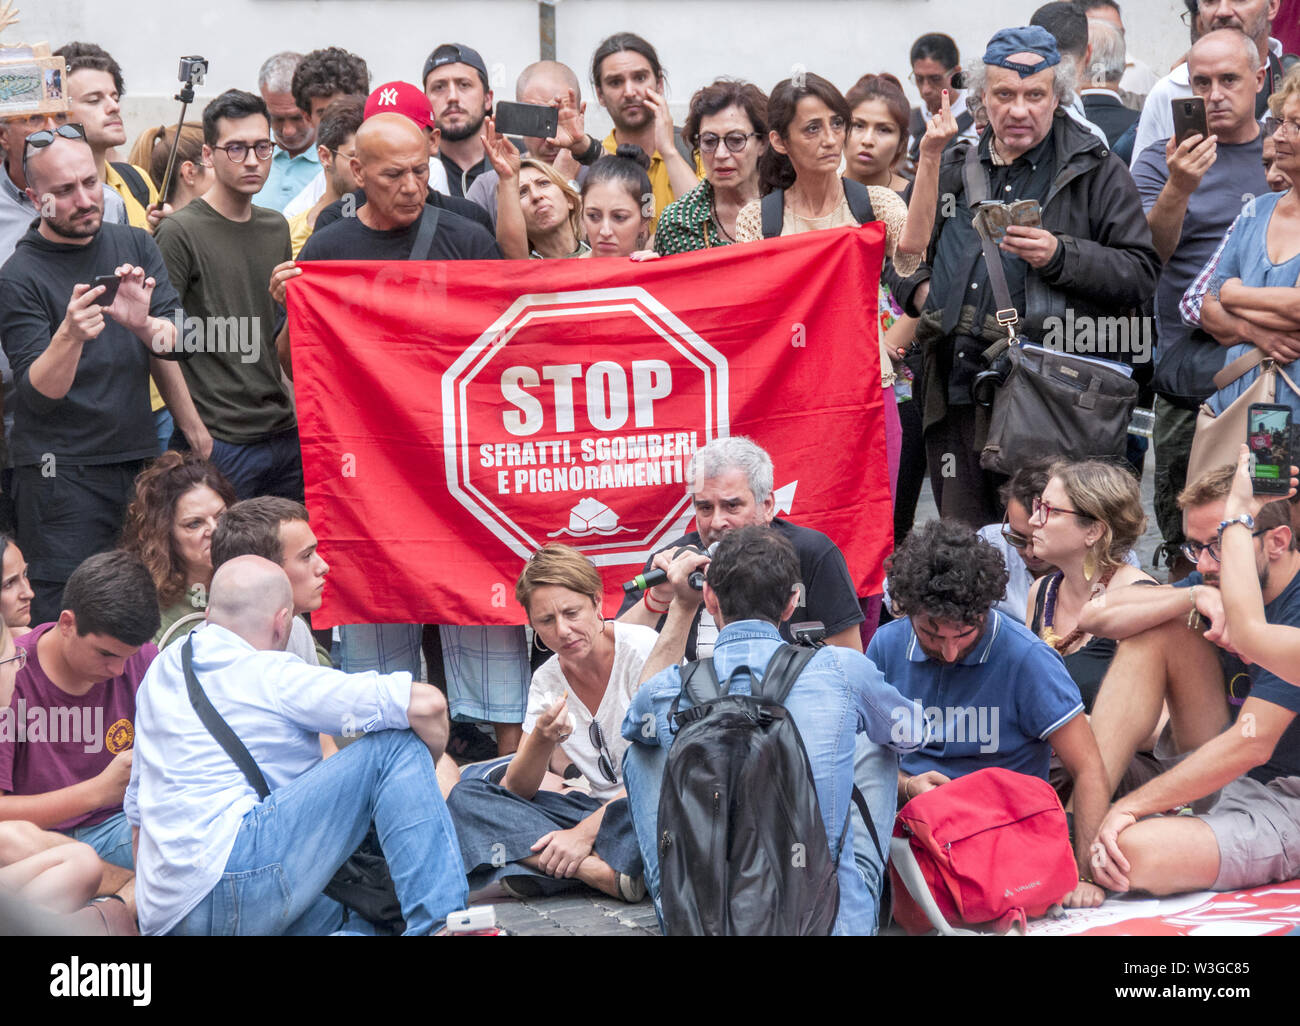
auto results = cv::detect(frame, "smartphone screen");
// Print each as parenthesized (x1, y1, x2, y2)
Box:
(494, 101, 559, 140)
(1172, 97, 1208, 148)
(1248, 403, 1292, 495)
(90, 273, 121, 307)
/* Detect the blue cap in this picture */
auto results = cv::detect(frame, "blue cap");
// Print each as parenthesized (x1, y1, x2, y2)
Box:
(982, 26, 1061, 78)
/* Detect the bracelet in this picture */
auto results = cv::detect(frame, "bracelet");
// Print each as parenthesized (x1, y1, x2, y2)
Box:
(643, 590, 670, 615)
(903, 775, 916, 801)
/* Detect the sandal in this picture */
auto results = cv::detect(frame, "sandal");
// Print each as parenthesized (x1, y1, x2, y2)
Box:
(615, 873, 647, 903)
(499, 875, 546, 900)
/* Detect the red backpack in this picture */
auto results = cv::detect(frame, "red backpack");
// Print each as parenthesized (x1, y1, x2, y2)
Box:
(889, 767, 1079, 935)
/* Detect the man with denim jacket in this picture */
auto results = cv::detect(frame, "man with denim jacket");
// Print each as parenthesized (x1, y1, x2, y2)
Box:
(620, 525, 925, 935)
(914, 25, 1159, 527)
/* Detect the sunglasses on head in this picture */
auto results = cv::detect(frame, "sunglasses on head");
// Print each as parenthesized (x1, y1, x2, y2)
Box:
(23, 122, 86, 155)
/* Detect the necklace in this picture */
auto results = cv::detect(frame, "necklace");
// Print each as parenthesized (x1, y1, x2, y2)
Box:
(789, 179, 844, 220)
(708, 190, 735, 244)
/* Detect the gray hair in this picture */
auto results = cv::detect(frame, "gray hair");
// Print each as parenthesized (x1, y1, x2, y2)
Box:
(965, 54, 1078, 106)
(1190, 27, 1261, 76)
(258, 52, 303, 93)
(686, 436, 774, 505)
(1085, 18, 1127, 87)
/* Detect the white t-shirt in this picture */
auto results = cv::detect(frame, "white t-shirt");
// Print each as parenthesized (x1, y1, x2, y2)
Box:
(522, 621, 658, 802)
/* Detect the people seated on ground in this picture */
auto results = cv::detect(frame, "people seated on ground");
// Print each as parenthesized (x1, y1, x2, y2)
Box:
(208, 497, 330, 667)
(118, 452, 237, 648)
(978, 461, 1056, 623)
(618, 435, 865, 653)
(0, 534, 35, 646)
(1026, 460, 1155, 715)
(1092, 447, 1300, 897)
(1083, 460, 1300, 827)
(0, 615, 135, 934)
(125, 556, 466, 935)
(871, 519, 1110, 908)
(619, 525, 923, 933)
(0, 551, 158, 877)
(445, 544, 655, 902)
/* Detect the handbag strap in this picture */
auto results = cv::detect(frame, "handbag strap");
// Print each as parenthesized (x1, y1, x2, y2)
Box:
(1212, 347, 1267, 391)
(962, 144, 1021, 361)
(182, 636, 271, 800)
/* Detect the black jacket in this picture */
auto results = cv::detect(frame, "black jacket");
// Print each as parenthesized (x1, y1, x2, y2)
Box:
(916, 111, 1160, 429)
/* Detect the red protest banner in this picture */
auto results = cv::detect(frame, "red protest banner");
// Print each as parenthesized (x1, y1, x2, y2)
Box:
(289, 223, 889, 627)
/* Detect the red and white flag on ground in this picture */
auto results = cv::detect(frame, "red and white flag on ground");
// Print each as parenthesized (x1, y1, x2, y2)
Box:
(288, 223, 889, 627)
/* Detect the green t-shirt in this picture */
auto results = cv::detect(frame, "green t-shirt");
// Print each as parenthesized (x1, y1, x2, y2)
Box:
(153, 199, 296, 444)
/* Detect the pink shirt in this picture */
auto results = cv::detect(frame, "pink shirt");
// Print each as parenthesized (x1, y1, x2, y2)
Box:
(0, 623, 156, 831)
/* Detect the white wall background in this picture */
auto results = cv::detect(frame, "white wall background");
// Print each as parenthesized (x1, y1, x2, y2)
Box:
(16, 0, 1193, 147)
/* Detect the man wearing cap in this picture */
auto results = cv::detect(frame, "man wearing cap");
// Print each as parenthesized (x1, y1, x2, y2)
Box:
(423, 43, 494, 199)
(295, 82, 492, 263)
(913, 25, 1159, 528)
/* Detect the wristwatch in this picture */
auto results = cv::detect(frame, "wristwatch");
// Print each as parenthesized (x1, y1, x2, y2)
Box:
(1217, 514, 1256, 538)
(576, 134, 605, 166)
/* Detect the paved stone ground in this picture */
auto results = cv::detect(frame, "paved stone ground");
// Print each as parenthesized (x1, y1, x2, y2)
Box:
(487, 445, 1168, 935)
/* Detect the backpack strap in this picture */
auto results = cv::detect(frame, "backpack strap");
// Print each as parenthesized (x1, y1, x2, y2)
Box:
(841, 177, 877, 225)
(668, 657, 724, 733)
(409, 204, 442, 261)
(183, 636, 271, 800)
(111, 162, 152, 209)
(760, 190, 785, 239)
(850, 785, 884, 863)
(158, 610, 206, 649)
(752, 643, 817, 706)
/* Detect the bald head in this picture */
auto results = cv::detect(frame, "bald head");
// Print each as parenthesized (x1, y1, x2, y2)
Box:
(352, 112, 430, 229)
(24, 136, 103, 242)
(23, 133, 95, 194)
(1190, 27, 1262, 75)
(208, 555, 294, 650)
(355, 111, 427, 163)
(516, 60, 581, 102)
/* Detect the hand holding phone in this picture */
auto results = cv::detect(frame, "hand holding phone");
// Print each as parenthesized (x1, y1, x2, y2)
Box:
(90, 273, 122, 307)
(1172, 97, 1209, 148)
(1247, 403, 1292, 496)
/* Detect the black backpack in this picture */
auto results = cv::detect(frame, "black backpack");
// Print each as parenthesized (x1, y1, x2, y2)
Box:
(759, 176, 877, 238)
(657, 644, 881, 935)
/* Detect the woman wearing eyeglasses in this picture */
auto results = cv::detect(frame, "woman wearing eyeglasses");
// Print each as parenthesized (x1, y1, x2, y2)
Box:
(1026, 461, 1154, 715)
(651, 80, 768, 255)
(446, 544, 657, 902)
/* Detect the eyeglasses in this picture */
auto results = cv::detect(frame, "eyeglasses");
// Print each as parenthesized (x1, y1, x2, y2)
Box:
(211, 140, 275, 162)
(22, 122, 86, 156)
(1272, 118, 1300, 140)
(698, 131, 760, 154)
(587, 720, 618, 783)
(0, 647, 27, 672)
(909, 69, 956, 88)
(1000, 514, 1031, 550)
(1181, 529, 1266, 565)
(1031, 496, 1095, 522)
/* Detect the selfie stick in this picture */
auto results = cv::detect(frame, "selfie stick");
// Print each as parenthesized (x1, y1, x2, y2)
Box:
(157, 60, 204, 209)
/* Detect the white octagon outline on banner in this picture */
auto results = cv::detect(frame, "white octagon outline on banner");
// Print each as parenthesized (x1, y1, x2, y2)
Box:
(441, 287, 729, 565)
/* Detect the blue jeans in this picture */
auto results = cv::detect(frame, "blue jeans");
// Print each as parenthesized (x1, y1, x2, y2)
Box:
(69, 810, 134, 870)
(180, 425, 304, 502)
(622, 742, 669, 926)
(153, 407, 174, 456)
(852, 736, 900, 934)
(168, 729, 467, 936)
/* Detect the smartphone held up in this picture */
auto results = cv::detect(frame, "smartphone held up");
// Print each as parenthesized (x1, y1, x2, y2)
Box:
(1247, 403, 1292, 497)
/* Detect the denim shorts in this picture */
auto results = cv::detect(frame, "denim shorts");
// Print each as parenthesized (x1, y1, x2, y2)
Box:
(68, 809, 134, 870)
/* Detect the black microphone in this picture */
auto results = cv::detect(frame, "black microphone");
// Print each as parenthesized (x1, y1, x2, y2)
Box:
(621, 543, 716, 593)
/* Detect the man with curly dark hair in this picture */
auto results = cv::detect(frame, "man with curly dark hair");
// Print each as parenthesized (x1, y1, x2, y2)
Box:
(281, 47, 369, 217)
(871, 518, 1112, 908)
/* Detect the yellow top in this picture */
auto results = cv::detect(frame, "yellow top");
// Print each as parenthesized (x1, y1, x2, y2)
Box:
(105, 163, 166, 413)
(287, 208, 313, 259)
(601, 132, 703, 234)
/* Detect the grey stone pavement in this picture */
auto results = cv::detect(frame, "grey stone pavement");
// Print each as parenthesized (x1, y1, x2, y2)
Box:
(486, 446, 1166, 935)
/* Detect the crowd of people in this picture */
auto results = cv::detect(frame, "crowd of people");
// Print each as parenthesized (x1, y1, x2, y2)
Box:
(2, 0, 1300, 936)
